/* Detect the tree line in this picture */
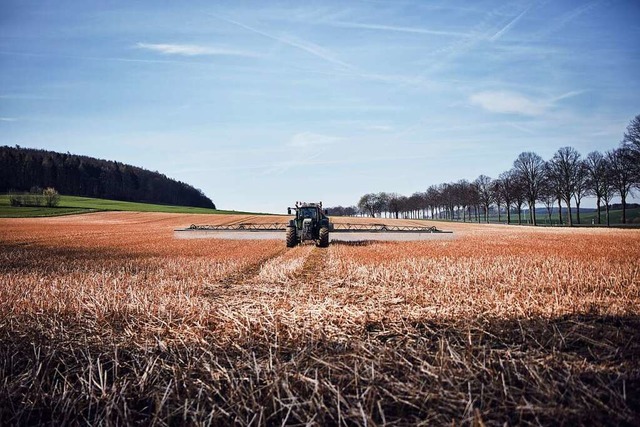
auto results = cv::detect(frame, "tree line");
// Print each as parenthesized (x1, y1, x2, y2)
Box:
(0, 146, 216, 209)
(328, 115, 640, 225)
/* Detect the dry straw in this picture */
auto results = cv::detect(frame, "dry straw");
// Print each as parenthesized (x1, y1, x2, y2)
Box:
(1, 213, 639, 425)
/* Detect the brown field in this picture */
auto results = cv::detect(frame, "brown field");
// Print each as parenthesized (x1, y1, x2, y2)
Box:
(1, 212, 639, 426)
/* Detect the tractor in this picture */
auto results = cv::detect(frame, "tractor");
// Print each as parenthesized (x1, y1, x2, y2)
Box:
(286, 202, 332, 248)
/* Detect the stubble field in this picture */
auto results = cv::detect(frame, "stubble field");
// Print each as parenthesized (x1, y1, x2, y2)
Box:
(1, 212, 639, 425)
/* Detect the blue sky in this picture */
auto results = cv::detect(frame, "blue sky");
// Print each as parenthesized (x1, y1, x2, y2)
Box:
(1, 0, 638, 212)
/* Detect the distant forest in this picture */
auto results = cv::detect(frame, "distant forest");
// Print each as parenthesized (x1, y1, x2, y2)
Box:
(0, 146, 215, 209)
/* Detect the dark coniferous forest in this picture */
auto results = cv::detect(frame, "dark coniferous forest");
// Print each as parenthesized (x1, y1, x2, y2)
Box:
(0, 146, 215, 209)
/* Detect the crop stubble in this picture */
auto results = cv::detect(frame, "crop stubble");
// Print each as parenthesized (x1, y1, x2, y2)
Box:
(1, 212, 639, 426)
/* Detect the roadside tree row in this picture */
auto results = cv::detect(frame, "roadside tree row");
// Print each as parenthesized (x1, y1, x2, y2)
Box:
(329, 115, 640, 225)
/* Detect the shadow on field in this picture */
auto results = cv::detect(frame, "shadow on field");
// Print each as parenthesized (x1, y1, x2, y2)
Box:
(0, 242, 165, 275)
(1, 312, 638, 426)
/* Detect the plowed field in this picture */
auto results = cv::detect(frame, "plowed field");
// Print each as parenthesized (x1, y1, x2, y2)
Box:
(1, 212, 639, 425)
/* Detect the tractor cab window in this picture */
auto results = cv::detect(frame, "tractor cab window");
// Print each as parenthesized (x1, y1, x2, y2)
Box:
(299, 208, 316, 220)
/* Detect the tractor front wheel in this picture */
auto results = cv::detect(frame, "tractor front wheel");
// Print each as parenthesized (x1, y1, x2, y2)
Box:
(286, 226, 297, 248)
(318, 227, 329, 247)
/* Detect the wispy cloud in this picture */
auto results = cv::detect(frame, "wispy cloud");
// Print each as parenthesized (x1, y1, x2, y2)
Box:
(0, 117, 17, 122)
(294, 103, 404, 112)
(490, 6, 530, 41)
(470, 91, 546, 116)
(135, 43, 261, 58)
(507, 122, 535, 134)
(550, 90, 586, 103)
(261, 132, 343, 175)
(469, 89, 585, 116)
(326, 21, 473, 38)
(262, 150, 325, 175)
(0, 50, 219, 65)
(289, 132, 342, 147)
(211, 14, 353, 70)
(365, 125, 394, 132)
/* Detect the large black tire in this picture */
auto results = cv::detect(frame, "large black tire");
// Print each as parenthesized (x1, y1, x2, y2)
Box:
(286, 226, 297, 248)
(318, 227, 329, 247)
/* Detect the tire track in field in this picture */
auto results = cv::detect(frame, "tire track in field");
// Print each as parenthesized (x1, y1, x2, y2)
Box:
(253, 245, 314, 284)
(294, 245, 329, 283)
(203, 243, 328, 301)
(202, 247, 288, 299)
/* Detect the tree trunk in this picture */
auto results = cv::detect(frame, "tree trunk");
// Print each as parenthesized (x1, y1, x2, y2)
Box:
(596, 197, 601, 224)
(606, 204, 610, 227)
(529, 201, 536, 226)
(506, 205, 511, 224)
(576, 201, 581, 224)
(518, 206, 522, 225)
(557, 198, 563, 225)
(566, 198, 573, 227)
(622, 194, 627, 224)
(497, 204, 501, 223)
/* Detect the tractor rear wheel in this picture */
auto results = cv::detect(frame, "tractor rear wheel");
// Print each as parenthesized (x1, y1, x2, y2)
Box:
(286, 226, 297, 248)
(318, 227, 329, 247)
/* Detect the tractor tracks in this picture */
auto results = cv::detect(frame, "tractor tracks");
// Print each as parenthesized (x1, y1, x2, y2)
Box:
(202, 243, 330, 301)
(203, 247, 287, 298)
(295, 245, 329, 283)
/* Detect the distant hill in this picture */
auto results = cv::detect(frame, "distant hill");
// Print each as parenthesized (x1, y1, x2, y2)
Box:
(0, 146, 215, 209)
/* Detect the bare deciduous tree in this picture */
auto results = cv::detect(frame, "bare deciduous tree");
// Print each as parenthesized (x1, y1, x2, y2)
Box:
(607, 148, 635, 224)
(425, 185, 440, 219)
(358, 193, 377, 217)
(474, 175, 493, 223)
(538, 175, 556, 225)
(513, 152, 545, 226)
(573, 160, 589, 225)
(585, 151, 607, 224)
(354, 117, 639, 227)
(488, 179, 503, 223)
(547, 147, 582, 226)
(376, 192, 390, 218)
(512, 175, 527, 225)
(497, 170, 519, 225)
(623, 114, 640, 148)
(601, 158, 617, 227)
(622, 114, 640, 186)
(387, 193, 402, 219)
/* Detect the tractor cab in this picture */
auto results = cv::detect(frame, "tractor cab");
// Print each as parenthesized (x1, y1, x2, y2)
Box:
(299, 206, 318, 220)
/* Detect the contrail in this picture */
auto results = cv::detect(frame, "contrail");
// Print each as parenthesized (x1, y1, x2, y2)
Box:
(490, 6, 531, 41)
(533, 0, 602, 40)
(328, 21, 474, 38)
(210, 14, 354, 70)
